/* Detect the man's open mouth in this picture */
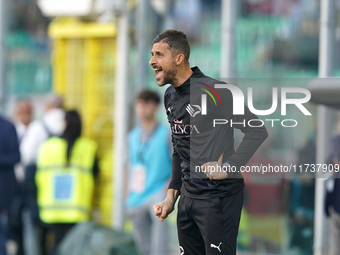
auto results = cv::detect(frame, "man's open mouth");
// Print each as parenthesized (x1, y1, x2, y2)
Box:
(154, 67, 163, 79)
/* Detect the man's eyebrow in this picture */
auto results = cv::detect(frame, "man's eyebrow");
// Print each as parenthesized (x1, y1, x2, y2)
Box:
(151, 50, 162, 55)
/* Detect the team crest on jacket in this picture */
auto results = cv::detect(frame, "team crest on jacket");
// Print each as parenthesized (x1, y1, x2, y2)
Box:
(186, 104, 201, 117)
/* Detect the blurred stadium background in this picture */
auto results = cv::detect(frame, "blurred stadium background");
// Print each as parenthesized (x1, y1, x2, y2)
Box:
(1, 0, 340, 254)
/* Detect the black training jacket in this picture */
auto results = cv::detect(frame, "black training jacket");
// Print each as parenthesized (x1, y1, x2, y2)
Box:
(165, 66, 268, 199)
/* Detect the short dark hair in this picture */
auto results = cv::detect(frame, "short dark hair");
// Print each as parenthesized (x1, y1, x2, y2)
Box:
(137, 90, 160, 105)
(153, 30, 190, 63)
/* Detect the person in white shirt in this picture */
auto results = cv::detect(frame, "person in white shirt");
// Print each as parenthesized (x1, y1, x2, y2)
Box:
(14, 100, 32, 144)
(20, 95, 65, 167)
(13, 100, 33, 182)
(19, 94, 65, 255)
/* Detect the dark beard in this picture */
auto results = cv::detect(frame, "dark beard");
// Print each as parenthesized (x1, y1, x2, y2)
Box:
(161, 67, 177, 86)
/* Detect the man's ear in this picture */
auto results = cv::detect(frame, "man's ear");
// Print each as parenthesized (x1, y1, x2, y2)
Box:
(175, 54, 185, 66)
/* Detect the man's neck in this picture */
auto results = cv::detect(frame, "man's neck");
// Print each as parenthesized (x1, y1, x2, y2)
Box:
(172, 65, 193, 88)
(142, 118, 157, 130)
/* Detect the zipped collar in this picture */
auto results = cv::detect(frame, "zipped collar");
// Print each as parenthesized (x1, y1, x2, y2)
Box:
(175, 66, 204, 94)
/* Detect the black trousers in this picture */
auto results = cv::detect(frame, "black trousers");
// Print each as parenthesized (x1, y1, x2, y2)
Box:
(177, 189, 244, 255)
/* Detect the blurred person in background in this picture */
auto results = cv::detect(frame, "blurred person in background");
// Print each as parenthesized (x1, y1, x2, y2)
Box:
(289, 176, 314, 255)
(20, 95, 65, 167)
(14, 99, 33, 181)
(325, 133, 340, 255)
(126, 90, 172, 255)
(35, 110, 99, 254)
(169, 0, 202, 43)
(289, 137, 315, 255)
(7, 100, 33, 255)
(19, 95, 65, 255)
(14, 100, 33, 144)
(0, 115, 21, 255)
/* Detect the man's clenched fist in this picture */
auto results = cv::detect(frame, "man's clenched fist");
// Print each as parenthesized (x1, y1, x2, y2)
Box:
(153, 197, 175, 222)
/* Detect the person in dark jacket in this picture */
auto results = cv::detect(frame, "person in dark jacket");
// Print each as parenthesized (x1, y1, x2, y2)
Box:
(325, 135, 340, 255)
(151, 30, 268, 255)
(0, 116, 21, 255)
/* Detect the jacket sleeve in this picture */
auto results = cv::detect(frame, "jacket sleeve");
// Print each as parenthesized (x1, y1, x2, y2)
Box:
(164, 90, 182, 191)
(217, 87, 268, 169)
(0, 123, 20, 167)
(227, 104, 268, 169)
(168, 148, 182, 191)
